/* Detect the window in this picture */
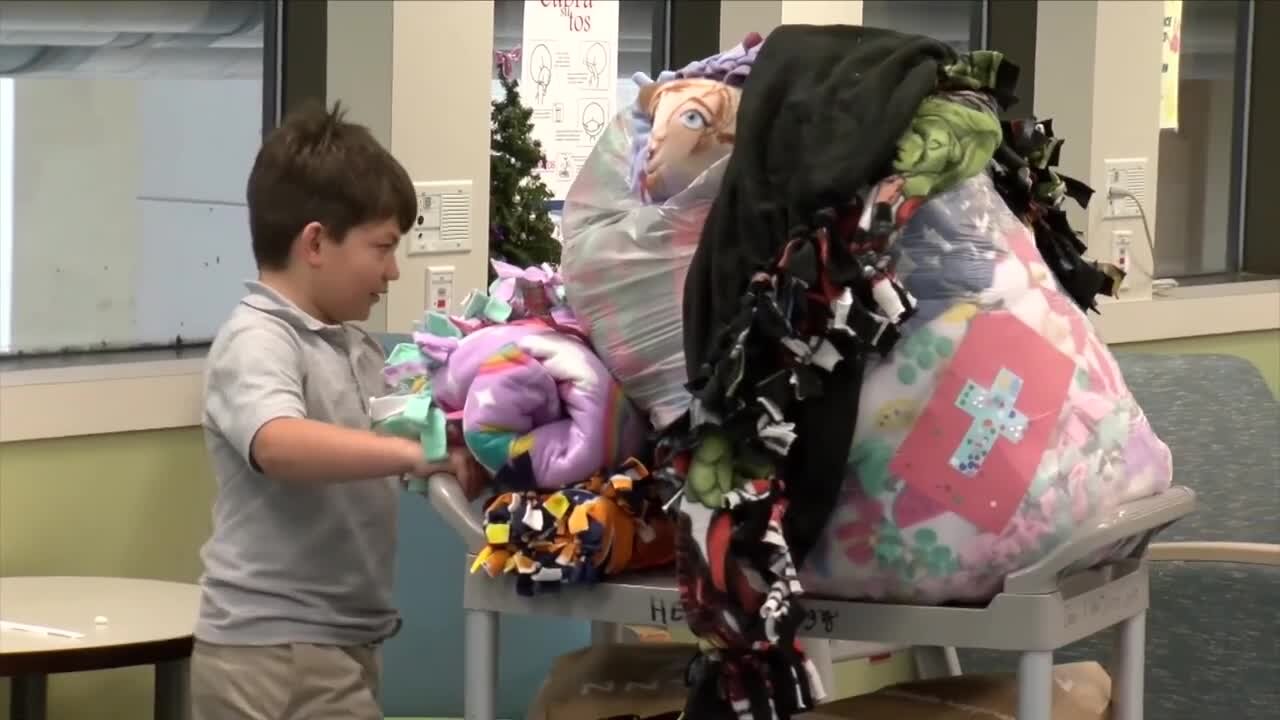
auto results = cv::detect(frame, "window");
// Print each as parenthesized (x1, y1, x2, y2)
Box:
(1154, 0, 1251, 280)
(863, 0, 988, 53)
(0, 0, 273, 356)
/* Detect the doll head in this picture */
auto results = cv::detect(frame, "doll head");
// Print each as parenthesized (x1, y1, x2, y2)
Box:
(636, 78, 742, 203)
(626, 31, 762, 204)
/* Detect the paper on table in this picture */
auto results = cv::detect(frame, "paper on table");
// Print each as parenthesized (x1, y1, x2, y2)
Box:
(0, 619, 85, 640)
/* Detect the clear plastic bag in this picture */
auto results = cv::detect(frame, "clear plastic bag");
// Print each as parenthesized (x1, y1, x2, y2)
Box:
(560, 110, 728, 431)
(796, 174, 1172, 603)
(563, 159, 1173, 603)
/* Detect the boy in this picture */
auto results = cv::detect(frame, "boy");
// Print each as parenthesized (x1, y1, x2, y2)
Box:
(190, 101, 480, 719)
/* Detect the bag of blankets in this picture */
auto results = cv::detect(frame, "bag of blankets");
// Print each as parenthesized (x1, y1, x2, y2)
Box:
(370, 261, 677, 595)
(560, 26, 1172, 720)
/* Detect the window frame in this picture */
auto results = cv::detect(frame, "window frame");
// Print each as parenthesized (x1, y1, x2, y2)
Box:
(1225, 0, 1253, 275)
(1241, 0, 1277, 276)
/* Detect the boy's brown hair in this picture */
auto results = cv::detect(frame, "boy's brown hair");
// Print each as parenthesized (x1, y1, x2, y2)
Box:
(246, 101, 417, 270)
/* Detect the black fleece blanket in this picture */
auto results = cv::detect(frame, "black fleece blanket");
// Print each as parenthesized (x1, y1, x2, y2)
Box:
(662, 24, 975, 720)
(662, 21, 1112, 720)
(683, 24, 958, 568)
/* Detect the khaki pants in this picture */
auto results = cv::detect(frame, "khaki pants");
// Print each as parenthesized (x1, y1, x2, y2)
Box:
(191, 640, 383, 720)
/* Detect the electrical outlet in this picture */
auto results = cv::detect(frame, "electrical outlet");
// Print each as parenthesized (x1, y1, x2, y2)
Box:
(406, 180, 472, 256)
(1112, 229, 1133, 276)
(426, 266, 455, 313)
(1103, 158, 1148, 219)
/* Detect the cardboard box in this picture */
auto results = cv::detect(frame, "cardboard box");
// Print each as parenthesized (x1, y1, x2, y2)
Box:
(804, 662, 1112, 720)
(525, 642, 694, 720)
(529, 639, 1110, 720)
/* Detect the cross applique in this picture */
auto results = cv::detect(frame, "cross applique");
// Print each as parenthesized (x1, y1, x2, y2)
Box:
(950, 368, 1029, 476)
(889, 312, 1075, 533)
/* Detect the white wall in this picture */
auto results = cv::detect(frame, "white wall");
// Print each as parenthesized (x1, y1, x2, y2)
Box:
(781, 0, 862, 25)
(1037, 0, 1163, 300)
(720, 0, 977, 53)
(6, 76, 259, 354)
(327, 0, 396, 333)
(383, 0, 495, 333)
(863, 0, 977, 50)
(721, 0, 781, 50)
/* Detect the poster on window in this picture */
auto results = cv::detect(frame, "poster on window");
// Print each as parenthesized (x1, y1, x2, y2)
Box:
(521, 0, 620, 201)
(1160, 0, 1183, 130)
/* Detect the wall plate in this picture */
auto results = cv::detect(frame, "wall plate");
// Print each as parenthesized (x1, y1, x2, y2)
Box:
(1103, 158, 1148, 220)
(407, 180, 472, 255)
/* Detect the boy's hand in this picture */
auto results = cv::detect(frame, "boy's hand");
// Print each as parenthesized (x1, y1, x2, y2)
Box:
(403, 442, 489, 502)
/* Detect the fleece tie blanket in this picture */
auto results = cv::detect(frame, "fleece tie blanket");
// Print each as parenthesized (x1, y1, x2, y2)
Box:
(471, 458, 678, 596)
(372, 261, 647, 492)
(662, 26, 1025, 720)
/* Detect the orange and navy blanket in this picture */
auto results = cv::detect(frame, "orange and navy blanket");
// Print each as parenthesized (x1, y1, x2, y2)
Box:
(472, 458, 678, 596)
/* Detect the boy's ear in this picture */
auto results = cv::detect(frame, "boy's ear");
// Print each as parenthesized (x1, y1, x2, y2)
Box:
(297, 221, 327, 265)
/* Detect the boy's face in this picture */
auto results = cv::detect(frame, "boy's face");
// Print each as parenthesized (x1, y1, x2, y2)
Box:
(306, 217, 402, 323)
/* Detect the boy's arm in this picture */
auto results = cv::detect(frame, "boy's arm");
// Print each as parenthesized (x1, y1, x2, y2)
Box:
(251, 417, 429, 483)
(207, 322, 440, 484)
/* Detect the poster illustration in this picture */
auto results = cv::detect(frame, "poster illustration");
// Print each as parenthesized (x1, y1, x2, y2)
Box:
(521, 0, 620, 200)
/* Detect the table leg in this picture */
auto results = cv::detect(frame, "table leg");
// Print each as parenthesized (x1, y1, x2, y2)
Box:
(10, 674, 47, 720)
(799, 638, 834, 702)
(1110, 610, 1147, 720)
(154, 657, 191, 720)
(1017, 650, 1055, 720)
(913, 646, 962, 679)
(464, 608, 499, 720)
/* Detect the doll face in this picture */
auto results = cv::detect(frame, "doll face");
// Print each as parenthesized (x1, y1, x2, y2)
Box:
(638, 78, 741, 202)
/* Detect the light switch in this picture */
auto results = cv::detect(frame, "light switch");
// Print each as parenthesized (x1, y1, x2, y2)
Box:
(426, 266, 455, 313)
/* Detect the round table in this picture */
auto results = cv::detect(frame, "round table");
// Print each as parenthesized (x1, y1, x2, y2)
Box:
(0, 576, 201, 720)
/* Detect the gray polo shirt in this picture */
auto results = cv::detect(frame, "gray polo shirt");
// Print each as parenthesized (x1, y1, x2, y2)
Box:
(196, 281, 400, 646)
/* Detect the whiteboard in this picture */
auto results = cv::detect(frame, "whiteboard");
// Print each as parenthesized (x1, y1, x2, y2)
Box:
(137, 78, 261, 205)
(129, 77, 260, 346)
(132, 199, 255, 345)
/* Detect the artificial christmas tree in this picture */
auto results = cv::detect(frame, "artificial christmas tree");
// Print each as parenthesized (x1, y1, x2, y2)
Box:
(489, 55, 560, 278)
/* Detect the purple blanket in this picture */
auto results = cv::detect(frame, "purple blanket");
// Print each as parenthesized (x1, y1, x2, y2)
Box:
(407, 263, 648, 491)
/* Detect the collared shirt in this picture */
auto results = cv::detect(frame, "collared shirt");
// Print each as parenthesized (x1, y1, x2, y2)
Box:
(196, 280, 400, 646)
